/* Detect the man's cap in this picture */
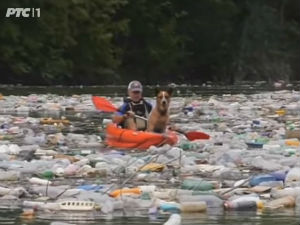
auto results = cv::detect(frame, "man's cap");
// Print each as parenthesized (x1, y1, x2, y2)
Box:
(128, 80, 143, 92)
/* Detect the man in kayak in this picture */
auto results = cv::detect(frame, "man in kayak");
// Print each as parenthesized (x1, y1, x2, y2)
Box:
(112, 80, 152, 131)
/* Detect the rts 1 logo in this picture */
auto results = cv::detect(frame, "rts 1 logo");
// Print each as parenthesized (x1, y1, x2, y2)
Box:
(5, 8, 40, 18)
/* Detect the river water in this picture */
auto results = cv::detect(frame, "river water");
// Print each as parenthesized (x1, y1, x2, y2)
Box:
(0, 83, 299, 225)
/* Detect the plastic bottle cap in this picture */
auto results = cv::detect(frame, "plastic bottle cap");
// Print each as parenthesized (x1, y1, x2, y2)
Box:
(256, 201, 264, 209)
(224, 202, 231, 209)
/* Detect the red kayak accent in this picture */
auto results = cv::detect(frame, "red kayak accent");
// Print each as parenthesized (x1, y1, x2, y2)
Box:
(105, 123, 178, 150)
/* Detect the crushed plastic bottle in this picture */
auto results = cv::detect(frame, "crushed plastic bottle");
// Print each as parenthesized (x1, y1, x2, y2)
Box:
(163, 214, 181, 225)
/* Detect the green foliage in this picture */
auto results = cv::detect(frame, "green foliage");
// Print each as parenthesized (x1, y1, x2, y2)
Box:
(0, 0, 127, 84)
(0, 0, 299, 84)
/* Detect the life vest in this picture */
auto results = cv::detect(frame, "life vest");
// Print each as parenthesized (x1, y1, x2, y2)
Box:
(123, 98, 152, 131)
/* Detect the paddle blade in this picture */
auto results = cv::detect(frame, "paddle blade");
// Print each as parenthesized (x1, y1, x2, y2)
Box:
(185, 131, 210, 141)
(92, 96, 118, 112)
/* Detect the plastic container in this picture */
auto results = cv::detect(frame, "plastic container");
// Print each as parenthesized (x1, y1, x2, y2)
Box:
(139, 185, 156, 193)
(296, 195, 300, 207)
(180, 201, 207, 212)
(249, 175, 277, 186)
(59, 201, 96, 211)
(0, 186, 11, 195)
(258, 181, 284, 188)
(29, 177, 52, 185)
(285, 139, 300, 147)
(269, 171, 287, 181)
(164, 214, 181, 225)
(0, 171, 20, 181)
(177, 194, 223, 208)
(77, 185, 103, 191)
(109, 188, 142, 198)
(181, 179, 214, 191)
(285, 167, 300, 183)
(159, 202, 180, 212)
(265, 196, 295, 209)
(41, 171, 55, 179)
(271, 187, 300, 199)
(224, 200, 263, 210)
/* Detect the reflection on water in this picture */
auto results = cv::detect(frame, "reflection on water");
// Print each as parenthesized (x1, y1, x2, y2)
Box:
(0, 208, 299, 225)
(0, 83, 299, 97)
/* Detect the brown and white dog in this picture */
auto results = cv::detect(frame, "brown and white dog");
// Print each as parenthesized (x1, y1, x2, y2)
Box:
(147, 88, 173, 133)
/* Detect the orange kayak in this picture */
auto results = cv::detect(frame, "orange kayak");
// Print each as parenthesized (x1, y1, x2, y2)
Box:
(105, 123, 178, 150)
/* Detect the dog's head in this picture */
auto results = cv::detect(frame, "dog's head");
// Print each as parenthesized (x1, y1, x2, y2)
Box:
(155, 88, 173, 112)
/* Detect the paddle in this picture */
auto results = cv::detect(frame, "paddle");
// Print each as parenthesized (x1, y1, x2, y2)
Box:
(92, 96, 118, 112)
(174, 129, 210, 140)
(92, 96, 210, 140)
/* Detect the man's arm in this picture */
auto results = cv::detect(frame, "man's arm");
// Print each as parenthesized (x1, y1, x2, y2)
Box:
(112, 113, 125, 124)
(112, 103, 135, 124)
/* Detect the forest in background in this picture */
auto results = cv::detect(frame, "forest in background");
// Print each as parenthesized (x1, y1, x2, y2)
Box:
(0, 0, 299, 85)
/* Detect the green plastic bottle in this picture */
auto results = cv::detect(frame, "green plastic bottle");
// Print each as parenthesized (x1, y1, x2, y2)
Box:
(41, 171, 54, 180)
(181, 179, 214, 191)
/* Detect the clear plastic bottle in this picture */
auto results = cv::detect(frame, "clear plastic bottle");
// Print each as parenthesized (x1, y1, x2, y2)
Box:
(180, 201, 207, 212)
(29, 177, 52, 185)
(249, 174, 277, 186)
(163, 214, 181, 225)
(177, 194, 223, 208)
(224, 200, 263, 210)
(0, 171, 20, 181)
(181, 178, 215, 191)
(271, 187, 300, 199)
(259, 181, 284, 188)
(265, 196, 295, 209)
(296, 195, 300, 207)
(285, 167, 300, 183)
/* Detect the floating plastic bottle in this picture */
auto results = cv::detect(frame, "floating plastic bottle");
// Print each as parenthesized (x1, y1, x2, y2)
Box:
(29, 177, 52, 185)
(109, 188, 142, 198)
(249, 175, 277, 187)
(271, 187, 300, 199)
(180, 201, 207, 212)
(181, 179, 214, 191)
(159, 202, 180, 212)
(177, 194, 223, 208)
(224, 200, 263, 210)
(285, 167, 300, 184)
(269, 170, 287, 181)
(41, 171, 55, 179)
(163, 214, 181, 225)
(265, 196, 295, 209)
(258, 181, 284, 188)
(0, 171, 20, 181)
(285, 139, 300, 147)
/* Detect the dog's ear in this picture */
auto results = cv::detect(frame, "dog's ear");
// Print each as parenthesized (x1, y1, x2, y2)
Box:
(167, 88, 173, 96)
(155, 87, 160, 96)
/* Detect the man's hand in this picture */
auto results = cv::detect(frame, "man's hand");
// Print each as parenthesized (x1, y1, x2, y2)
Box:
(124, 111, 135, 119)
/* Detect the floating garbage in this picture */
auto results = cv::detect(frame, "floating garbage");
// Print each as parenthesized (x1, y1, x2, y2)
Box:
(0, 90, 298, 223)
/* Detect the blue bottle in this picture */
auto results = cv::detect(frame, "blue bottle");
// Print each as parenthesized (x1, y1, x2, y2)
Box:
(269, 170, 288, 182)
(249, 174, 277, 186)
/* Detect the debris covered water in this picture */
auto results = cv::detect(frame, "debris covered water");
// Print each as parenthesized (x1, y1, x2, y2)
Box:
(0, 87, 299, 225)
